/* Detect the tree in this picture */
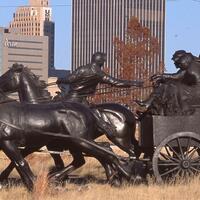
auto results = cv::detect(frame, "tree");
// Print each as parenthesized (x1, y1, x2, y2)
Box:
(90, 17, 164, 110)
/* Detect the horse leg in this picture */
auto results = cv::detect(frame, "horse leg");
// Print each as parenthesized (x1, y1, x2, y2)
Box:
(66, 137, 132, 179)
(106, 123, 140, 159)
(0, 144, 45, 182)
(49, 148, 122, 186)
(49, 153, 64, 169)
(0, 162, 15, 182)
(48, 149, 85, 182)
(98, 159, 122, 187)
(1, 140, 35, 191)
(46, 143, 65, 172)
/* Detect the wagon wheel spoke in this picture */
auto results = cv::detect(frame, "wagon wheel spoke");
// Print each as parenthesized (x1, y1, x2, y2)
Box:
(174, 168, 182, 178)
(188, 168, 194, 175)
(188, 147, 198, 159)
(164, 146, 171, 157)
(157, 161, 179, 166)
(160, 166, 180, 177)
(176, 138, 184, 159)
(185, 137, 191, 157)
(190, 166, 200, 173)
(166, 144, 181, 161)
(191, 162, 200, 167)
(160, 152, 179, 163)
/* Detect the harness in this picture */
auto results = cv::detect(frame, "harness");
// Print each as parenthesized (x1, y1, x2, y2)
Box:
(0, 119, 24, 140)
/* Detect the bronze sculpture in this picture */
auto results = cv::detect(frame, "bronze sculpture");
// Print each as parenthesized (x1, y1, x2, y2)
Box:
(0, 53, 144, 185)
(0, 88, 137, 191)
(1, 50, 199, 191)
(137, 51, 200, 115)
(0, 63, 142, 190)
(56, 52, 143, 157)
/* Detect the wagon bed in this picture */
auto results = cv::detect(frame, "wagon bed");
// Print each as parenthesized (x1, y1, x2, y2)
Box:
(140, 108, 200, 147)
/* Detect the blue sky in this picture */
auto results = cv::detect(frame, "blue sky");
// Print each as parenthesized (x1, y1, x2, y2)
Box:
(166, 0, 200, 72)
(0, 0, 200, 72)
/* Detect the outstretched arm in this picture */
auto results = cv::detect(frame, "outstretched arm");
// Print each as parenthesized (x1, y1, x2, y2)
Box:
(151, 70, 186, 81)
(101, 73, 143, 88)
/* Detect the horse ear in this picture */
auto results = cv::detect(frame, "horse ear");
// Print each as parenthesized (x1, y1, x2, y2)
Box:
(12, 63, 24, 73)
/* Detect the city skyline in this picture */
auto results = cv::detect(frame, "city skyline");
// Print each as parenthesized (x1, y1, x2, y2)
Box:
(0, 0, 200, 72)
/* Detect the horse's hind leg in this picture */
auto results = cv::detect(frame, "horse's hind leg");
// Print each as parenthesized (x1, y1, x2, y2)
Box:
(49, 153, 64, 170)
(49, 148, 122, 186)
(49, 149, 85, 182)
(107, 123, 140, 159)
(46, 143, 65, 172)
(1, 140, 35, 191)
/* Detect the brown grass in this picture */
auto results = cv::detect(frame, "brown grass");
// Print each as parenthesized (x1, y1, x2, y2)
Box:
(32, 165, 49, 200)
(0, 151, 199, 200)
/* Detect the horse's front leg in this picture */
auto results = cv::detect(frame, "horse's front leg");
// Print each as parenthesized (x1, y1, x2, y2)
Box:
(1, 140, 35, 191)
(0, 144, 45, 182)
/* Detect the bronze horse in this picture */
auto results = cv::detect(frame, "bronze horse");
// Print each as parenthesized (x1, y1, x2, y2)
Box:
(0, 64, 139, 182)
(0, 90, 135, 191)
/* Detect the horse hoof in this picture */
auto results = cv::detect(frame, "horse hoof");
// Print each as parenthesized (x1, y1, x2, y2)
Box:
(110, 177, 122, 187)
(0, 175, 8, 182)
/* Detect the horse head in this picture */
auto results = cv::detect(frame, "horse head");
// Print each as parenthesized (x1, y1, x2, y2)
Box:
(0, 63, 51, 103)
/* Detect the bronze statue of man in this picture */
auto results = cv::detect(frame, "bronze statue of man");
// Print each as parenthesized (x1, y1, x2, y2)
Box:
(57, 52, 143, 102)
(137, 50, 200, 115)
(56, 52, 143, 138)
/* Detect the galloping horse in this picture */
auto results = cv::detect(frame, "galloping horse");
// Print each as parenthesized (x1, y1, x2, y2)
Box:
(0, 90, 133, 190)
(0, 64, 139, 181)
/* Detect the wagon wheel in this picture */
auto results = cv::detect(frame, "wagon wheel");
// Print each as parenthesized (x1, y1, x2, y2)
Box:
(152, 132, 200, 183)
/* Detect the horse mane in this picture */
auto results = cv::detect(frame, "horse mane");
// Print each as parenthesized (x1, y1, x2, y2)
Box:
(24, 67, 52, 100)
(11, 64, 52, 101)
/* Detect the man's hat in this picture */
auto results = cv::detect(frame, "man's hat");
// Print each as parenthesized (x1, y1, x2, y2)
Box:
(172, 50, 186, 61)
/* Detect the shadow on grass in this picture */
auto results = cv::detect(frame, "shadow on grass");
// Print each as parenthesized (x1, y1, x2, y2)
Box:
(65, 174, 107, 185)
(0, 177, 23, 189)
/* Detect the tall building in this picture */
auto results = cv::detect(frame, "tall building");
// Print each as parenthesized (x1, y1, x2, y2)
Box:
(0, 27, 48, 81)
(9, 0, 55, 71)
(72, 0, 165, 77)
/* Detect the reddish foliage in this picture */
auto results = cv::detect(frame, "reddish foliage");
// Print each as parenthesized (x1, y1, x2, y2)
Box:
(90, 17, 164, 110)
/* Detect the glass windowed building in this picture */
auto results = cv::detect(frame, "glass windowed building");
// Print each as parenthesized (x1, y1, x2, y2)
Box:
(72, 0, 165, 76)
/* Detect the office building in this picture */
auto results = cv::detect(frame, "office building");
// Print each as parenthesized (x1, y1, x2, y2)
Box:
(0, 27, 48, 81)
(72, 0, 165, 77)
(9, 0, 55, 71)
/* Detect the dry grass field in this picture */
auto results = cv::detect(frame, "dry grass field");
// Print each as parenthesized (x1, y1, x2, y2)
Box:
(0, 147, 199, 200)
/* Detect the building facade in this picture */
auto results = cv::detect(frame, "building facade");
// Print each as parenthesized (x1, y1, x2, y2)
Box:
(72, 0, 165, 76)
(0, 28, 48, 81)
(9, 0, 55, 71)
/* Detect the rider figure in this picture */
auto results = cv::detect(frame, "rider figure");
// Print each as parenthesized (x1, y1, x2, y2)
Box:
(56, 52, 144, 138)
(137, 50, 200, 115)
(136, 50, 188, 109)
